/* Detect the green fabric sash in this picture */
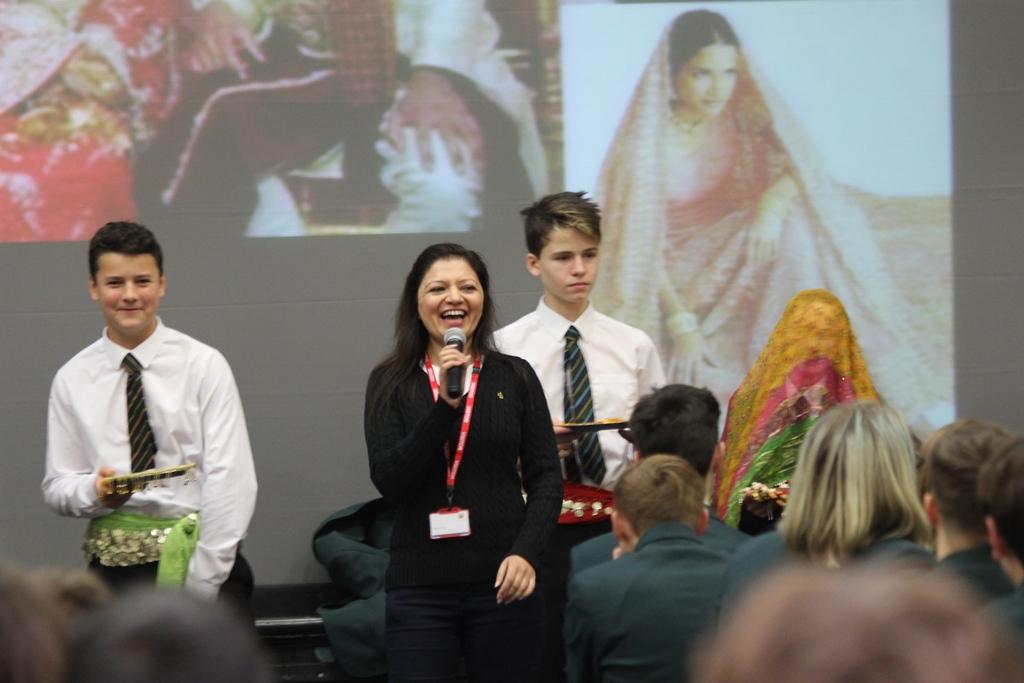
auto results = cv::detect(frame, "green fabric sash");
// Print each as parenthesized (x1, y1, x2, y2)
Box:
(87, 510, 200, 587)
(723, 417, 817, 527)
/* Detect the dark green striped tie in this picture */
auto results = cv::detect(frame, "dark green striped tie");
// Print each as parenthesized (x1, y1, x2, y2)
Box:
(123, 353, 157, 472)
(563, 326, 605, 484)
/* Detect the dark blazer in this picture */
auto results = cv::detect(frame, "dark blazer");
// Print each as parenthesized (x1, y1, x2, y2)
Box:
(720, 531, 935, 611)
(312, 498, 395, 679)
(988, 586, 1024, 644)
(564, 522, 729, 683)
(569, 512, 746, 578)
(938, 546, 1014, 604)
(987, 585, 1024, 643)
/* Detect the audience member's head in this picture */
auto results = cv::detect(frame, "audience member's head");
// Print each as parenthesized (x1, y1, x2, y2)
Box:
(0, 564, 66, 683)
(922, 419, 1015, 557)
(29, 567, 112, 625)
(694, 565, 1024, 683)
(780, 401, 930, 566)
(69, 588, 273, 683)
(979, 436, 1024, 585)
(612, 455, 707, 552)
(628, 383, 720, 476)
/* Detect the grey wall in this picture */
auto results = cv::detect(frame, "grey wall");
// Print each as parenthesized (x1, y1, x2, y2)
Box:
(951, 0, 1024, 429)
(2, 0, 1022, 585)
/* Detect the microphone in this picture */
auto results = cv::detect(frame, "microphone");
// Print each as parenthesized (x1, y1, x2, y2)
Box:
(443, 327, 467, 399)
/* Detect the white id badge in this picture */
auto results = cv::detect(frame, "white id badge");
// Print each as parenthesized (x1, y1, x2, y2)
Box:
(429, 508, 471, 539)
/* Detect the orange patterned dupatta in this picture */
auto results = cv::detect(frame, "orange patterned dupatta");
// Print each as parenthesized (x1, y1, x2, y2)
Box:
(712, 290, 879, 526)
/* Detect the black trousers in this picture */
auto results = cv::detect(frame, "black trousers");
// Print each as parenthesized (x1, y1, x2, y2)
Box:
(385, 582, 543, 683)
(537, 520, 612, 683)
(88, 549, 254, 620)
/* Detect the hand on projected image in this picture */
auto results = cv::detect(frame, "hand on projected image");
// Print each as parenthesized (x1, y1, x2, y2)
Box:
(383, 69, 484, 175)
(670, 327, 706, 384)
(185, 0, 265, 80)
(747, 173, 797, 266)
(377, 127, 481, 232)
(746, 206, 784, 267)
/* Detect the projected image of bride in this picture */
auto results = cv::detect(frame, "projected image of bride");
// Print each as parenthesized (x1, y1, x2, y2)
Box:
(565, 3, 952, 430)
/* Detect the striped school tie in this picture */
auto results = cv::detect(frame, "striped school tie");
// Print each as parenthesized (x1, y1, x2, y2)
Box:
(123, 353, 157, 472)
(563, 326, 606, 484)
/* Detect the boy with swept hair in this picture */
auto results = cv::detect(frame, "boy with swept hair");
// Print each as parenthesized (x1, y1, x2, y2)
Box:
(564, 456, 728, 683)
(496, 190, 664, 488)
(978, 436, 1024, 641)
(495, 191, 665, 681)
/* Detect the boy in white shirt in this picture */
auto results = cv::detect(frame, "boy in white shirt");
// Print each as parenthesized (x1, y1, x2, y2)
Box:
(494, 191, 664, 682)
(42, 221, 257, 608)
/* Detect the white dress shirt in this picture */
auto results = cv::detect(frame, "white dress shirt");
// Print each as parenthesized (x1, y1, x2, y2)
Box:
(42, 320, 257, 598)
(494, 299, 665, 488)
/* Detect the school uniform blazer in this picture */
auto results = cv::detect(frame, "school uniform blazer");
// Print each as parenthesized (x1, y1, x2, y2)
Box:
(938, 546, 1014, 605)
(988, 586, 1024, 645)
(564, 522, 729, 683)
(568, 513, 747, 579)
(720, 531, 935, 611)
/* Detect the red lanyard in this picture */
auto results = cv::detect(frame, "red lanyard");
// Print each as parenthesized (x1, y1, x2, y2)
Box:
(424, 353, 483, 506)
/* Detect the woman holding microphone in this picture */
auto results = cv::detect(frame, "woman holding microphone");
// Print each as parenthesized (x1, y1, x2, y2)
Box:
(365, 242, 561, 682)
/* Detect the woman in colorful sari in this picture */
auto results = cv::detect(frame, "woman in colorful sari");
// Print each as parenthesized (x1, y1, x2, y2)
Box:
(711, 289, 879, 528)
(593, 9, 941, 429)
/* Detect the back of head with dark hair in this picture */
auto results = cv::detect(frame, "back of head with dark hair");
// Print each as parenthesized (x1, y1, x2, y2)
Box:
(89, 221, 163, 278)
(668, 10, 740, 76)
(69, 589, 273, 683)
(628, 384, 720, 476)
(366, 242, 496, 416)
(978, 436, 1024, 562)
(923, 419, 1015, 537)
(519, 191, 601, 255)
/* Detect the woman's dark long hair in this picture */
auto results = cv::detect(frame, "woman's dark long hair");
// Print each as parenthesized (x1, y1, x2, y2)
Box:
(366, 243, 497, 416)
(668, 10, 740, 77)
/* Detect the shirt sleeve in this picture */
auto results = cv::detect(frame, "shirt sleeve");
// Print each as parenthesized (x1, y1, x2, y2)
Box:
(41, 372, 108, 518)
(637, 332, 666, 393)
(364, 367, 461, 501)
(507, 358, 561, 569)
(185, 351, 257, 599)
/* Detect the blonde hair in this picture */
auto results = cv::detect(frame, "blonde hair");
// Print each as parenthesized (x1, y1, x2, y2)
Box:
(614, 455, 705, 537)
(780, 402, 930, 565)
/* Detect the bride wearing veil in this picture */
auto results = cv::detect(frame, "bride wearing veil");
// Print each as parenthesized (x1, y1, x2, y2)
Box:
(593, 9, 944, 429)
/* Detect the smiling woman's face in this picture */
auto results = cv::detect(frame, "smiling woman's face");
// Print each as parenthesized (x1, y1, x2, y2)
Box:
(672, 43, 740, 120)
(417, 257, 484, 350)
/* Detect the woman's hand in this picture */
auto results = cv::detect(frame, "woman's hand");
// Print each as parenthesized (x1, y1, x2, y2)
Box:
(747, 206, 784, 266)
(667, 310, 704, 382)
(747, 173, 797, 266)
(437, 344, 471, 409)
(495, 554, 536, 604)
(382, 68, 483, 174)
(184, 0, 266, 79)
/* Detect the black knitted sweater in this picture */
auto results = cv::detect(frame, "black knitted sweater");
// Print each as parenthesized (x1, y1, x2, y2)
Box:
(365, 352, 562, 589)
